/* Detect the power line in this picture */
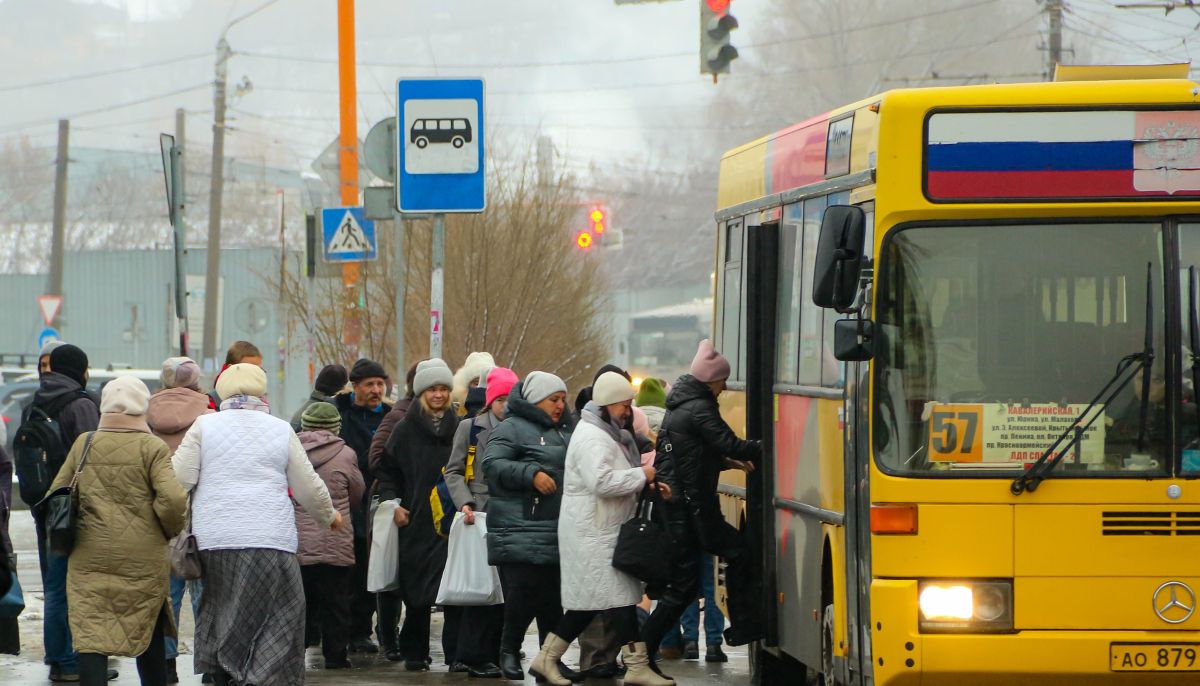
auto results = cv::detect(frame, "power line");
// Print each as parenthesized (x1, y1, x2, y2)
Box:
(0, 52, 210, 93)
(0, 82, 211, 135)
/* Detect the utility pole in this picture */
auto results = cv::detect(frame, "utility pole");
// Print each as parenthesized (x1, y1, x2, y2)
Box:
(48, 119, 69, 331)
(537, 135, 553, 189)
(202, 38, 230, 371)
(174, 108, 189, 356)
(1044, 0, 1064, 81)
(337, 0, 362, 362)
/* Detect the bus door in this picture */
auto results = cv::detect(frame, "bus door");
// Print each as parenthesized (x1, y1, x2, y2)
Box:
(840, 201, 875, 686)
(745, 214, 781, 650)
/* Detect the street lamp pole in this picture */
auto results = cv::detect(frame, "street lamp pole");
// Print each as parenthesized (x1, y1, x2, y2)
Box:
(200, 0, 281, 372)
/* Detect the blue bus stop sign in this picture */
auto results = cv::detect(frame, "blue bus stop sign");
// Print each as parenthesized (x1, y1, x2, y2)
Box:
(38, 327, 60, 350)
(396, 78, 486, 214)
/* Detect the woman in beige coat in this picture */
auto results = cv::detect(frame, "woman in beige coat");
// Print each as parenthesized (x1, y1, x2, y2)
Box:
(49, 375, 188, 686)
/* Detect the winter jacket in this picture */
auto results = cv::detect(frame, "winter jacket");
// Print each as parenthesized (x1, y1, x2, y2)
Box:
(173, 405, 336, 553)
(32, 372, 100, 450)
(146, 387, 213, 454)
(49, 422, 187, 657)
(0, 446, 11, 559)
(368, 397, 412, 476)
(290, 390, 336, 433)
(655, 374, 760, 554)
(559, 405, 647, 611)
(295, 430, 364, 567)
(376, 401, 459, 606)
(444, 409, 500, 511)
(481, 382, 575, 566)
(335, 392, 388, 537)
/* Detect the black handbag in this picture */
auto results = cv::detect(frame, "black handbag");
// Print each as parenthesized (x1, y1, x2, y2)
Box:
(36, 432, 94, 557)
(612, 492, 675, 586)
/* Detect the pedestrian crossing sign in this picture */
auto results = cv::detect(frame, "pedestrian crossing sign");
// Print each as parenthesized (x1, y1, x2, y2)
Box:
(321, 206, 377, 263)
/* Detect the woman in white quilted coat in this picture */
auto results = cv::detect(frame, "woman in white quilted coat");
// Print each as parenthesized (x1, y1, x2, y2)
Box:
(528, 372, 673, 686)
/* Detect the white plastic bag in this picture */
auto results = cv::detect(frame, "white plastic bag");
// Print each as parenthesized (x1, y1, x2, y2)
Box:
(436, 512, 504, 606)
(367, 499, 401, 592)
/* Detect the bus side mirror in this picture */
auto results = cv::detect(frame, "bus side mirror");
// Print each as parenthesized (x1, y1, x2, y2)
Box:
(812, 205, 867, 314)
(833, 318, 874, 362)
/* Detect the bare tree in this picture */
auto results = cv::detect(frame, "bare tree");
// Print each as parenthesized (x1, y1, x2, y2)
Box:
(274, 151, 610, 390)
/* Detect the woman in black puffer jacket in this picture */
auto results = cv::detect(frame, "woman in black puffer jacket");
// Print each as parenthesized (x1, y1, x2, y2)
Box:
(643, 341, 762, 681)
(481, 371, 577, 681)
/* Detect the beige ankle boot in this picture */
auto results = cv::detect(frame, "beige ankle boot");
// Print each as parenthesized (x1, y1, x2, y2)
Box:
(622, 642, 676, 686)
(528, 633, 571, 686)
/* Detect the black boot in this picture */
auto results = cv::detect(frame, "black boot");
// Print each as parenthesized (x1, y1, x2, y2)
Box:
(166, 658, 179, 684)
(500, 652, 524, 680)
(558, 661, 585, 683)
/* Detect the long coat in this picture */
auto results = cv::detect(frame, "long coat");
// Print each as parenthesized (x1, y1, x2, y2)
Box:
(50, 426, 187, 656)
(481, 382, 575, 566)
(558, 409, 647, 611)
(376, 401, 459, 607)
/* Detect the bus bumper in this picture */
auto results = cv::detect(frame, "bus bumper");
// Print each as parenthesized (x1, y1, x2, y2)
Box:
(873, 580, 1200, 686)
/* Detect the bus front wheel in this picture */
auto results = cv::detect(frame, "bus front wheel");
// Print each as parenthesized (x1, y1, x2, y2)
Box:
(415, 137, 429, 149)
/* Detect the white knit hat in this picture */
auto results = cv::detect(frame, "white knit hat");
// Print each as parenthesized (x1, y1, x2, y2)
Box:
(592, 371, 636, 406)
(413, 358, 453, 397)
(522, 371, 567, 404)
(100, 375, 151, 416)
(215, 362, 267, 400)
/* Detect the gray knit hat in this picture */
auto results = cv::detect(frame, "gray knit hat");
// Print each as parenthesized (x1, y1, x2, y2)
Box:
(412, 358, 453, 397)
(522, 371, 567, 404)
(301, 401, 342, 432)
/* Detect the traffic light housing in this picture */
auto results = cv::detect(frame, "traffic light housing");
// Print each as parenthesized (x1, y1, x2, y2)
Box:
(700, 0, 738, 76)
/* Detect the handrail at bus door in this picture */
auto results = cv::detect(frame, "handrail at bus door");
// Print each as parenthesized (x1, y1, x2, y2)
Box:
(773, 496, 845, 527)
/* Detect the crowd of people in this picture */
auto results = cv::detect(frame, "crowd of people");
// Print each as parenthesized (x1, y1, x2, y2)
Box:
(0, 336, 763, 686)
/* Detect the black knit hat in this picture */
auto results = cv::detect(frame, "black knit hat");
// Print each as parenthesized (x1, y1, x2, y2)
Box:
(314, 364, 349, 395)
(49, 344, 89, 387)
(349, 358, 387, 383)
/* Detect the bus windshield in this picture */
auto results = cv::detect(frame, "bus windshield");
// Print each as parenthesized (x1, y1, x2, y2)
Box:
(873, 222, 1170, 476)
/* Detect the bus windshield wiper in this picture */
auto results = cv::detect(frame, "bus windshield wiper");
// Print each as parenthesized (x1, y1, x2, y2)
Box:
(1012, 263, 1155, 495)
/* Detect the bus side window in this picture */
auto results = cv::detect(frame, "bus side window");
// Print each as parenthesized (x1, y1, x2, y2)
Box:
(799, 196, 827, 386)
(719, 219, 746, 382)
(413, 121, 425, 131)
(776, 203, 803, 385)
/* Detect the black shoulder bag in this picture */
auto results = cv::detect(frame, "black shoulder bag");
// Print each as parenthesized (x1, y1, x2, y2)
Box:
(36, 432, 95, 556)
(612, 491, 675, 587)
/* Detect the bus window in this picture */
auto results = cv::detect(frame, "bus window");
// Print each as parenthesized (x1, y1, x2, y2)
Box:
(822, 192, 851, 388)
(775, 203, 802, 385)
(1177, 223, 1200, 474)
(719, 219, 745, 381)
(874, 222, 1166, 475)
(798, 197, 826, 386)
(413, 121, 425, 131)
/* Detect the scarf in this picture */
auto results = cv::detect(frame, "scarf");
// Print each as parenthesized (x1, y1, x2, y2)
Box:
(219, 394, 271, 413)
(581, 402, 640, 468)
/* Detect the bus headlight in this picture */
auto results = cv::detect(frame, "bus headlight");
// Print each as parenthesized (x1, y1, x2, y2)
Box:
(918, 580, 1013, 633)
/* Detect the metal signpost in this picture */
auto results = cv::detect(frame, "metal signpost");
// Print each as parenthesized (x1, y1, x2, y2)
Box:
(396, 78, 486, 359)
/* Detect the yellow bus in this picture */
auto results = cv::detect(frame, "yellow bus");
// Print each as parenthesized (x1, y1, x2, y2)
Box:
(714, 66, 1200, 685)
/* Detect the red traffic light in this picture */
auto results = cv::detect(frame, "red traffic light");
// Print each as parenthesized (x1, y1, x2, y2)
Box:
(577, 231, 593, 250)
(706, 0, 731, 15)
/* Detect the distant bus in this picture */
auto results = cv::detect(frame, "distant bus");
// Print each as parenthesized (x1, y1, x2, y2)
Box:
(410, 118, 472, 149)
(626, 298, 713, 385)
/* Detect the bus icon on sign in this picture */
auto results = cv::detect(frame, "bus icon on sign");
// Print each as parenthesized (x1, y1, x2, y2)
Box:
(410, 118, 473, 149)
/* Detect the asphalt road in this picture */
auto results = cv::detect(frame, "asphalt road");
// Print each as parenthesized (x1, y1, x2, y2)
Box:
(1, 512, 750, 684)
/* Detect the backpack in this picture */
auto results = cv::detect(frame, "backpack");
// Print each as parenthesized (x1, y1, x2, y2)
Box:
(430, 419, 484, 538)
(13, 390, 88, 505)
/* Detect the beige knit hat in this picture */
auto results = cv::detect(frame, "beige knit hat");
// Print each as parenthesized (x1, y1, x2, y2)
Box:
(100, 376, 151, 416)
(592, 371, 636, 406)
(215, 362, 268, 400)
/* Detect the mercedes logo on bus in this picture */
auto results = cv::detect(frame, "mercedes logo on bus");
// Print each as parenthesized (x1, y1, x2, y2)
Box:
(1153, 582, 1196, 624)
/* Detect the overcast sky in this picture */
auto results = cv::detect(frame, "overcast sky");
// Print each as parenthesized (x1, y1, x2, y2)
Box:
(1, 0, 1198, 178)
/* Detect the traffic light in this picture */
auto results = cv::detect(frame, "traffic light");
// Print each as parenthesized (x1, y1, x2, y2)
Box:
(700, 0, 738, 77)
(577, 231, 593, 250)
(590, 206, 607, 235)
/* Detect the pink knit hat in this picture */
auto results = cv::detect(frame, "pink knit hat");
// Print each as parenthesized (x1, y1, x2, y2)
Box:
(690, 339, 731, 383)
(485, 367, 519, 407)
